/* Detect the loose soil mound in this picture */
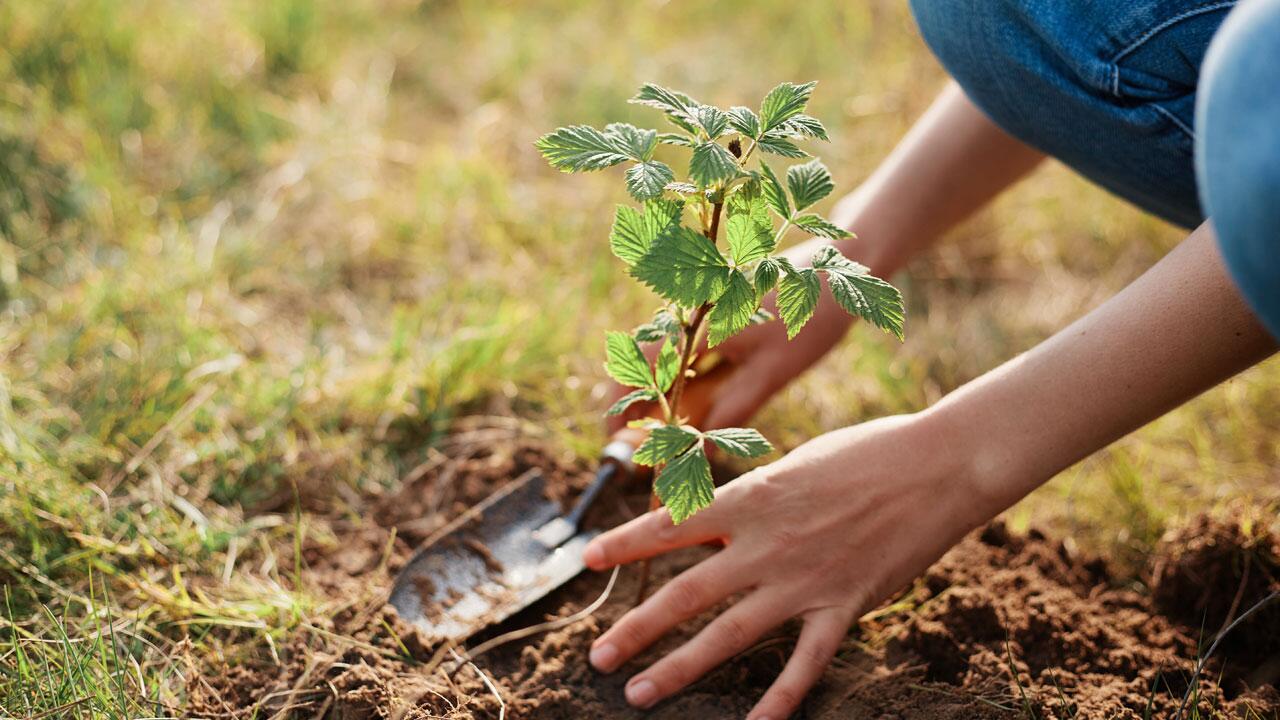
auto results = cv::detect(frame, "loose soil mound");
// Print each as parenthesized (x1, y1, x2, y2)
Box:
(188, 441, 1280, 719)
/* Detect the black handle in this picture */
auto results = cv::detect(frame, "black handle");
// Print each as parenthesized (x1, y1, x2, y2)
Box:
(562, 461, 620, 532)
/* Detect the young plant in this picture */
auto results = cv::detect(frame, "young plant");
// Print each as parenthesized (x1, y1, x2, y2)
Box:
(536, 81, 905, 524)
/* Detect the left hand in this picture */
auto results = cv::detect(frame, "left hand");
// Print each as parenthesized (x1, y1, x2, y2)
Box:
(582, 411, 996, 719)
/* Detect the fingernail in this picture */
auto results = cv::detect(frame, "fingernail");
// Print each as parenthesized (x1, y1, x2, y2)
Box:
(583, 542, 604, 569)
(625, 678, 658, 708)
(589, 643, 618, 672)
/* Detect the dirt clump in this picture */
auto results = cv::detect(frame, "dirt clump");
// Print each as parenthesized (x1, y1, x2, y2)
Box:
(186, 441, 1279, 719)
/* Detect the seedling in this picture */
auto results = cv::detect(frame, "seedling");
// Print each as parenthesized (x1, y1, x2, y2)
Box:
(536, 82, 905, 524)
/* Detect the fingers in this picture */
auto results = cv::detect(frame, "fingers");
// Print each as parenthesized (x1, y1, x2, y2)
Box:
(702, 357, 779, 430)
(618, 590, 790, 709)
(747, 607, 852, 720)
(590, 552, 749, 674)
(583, 502, 726, 571)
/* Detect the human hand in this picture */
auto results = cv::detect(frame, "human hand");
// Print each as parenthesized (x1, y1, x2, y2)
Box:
(583, 411, 996, 719)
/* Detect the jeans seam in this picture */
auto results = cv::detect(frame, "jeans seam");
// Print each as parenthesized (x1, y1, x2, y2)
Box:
(1151, 103, 1196, 140)
(1109, 0, 1237, 97)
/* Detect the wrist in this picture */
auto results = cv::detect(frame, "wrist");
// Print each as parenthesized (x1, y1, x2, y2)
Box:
(909, 402, 1025, 528)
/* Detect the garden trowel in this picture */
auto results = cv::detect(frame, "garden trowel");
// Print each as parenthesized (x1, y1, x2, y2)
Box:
(389, 356, 728, 644)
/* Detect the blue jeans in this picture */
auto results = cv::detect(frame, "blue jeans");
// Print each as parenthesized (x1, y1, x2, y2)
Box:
(911, 0, 1280, 341)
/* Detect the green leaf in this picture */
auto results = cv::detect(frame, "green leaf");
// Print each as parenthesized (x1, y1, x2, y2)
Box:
(824, 267, 906, 340)
(625, 161, 675, 202)
(776, 267, 820, 338)
(634, 424, 700, 466)
(634, 309, 681, 343)
(631, 84, 702, 133)
(655, 338, 680, 392)
(535, 125, 631, 172)
(707, 270, 756, 347)
(758, 162, 790, 218)
(753, 257, 781, 296)
(604, 331, 655, 388)
(609, 199, 682, 265)
(656, 444, 715, 524)
(810, 244, 864, 272)
(727, 106, 761, 138)
(725, 212, 775, 265)
(756, 135, 808, 158)
(759, 81, 817, 132)
(768, 114, 828, 141)
(665, 181, 698, 195)
(793, 213, 852, 240)
(705, 428, 773, 458)
(605, 123, 658, 160)
(696, 105, 729, 138)
(657, 132, 695, 147)
(606, 388, 657, 417)
(786, 159, 834, 211)
(631, 225, 732, 307)
(689, 141, 740, 187)
(727, 183, 770, 231)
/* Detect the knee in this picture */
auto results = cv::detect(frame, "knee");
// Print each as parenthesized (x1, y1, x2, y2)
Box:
(1197, 0, 1280, 337)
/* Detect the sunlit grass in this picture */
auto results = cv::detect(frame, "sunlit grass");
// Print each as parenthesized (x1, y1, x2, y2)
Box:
(1, 0, 1276, 714)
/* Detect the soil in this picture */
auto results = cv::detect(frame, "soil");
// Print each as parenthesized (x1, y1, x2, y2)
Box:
(188, 440, 1280, 719)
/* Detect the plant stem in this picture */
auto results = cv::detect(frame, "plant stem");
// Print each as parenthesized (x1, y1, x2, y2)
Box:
(636, 200, 723, 604)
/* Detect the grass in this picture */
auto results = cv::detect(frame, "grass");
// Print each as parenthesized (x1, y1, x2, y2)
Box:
(1, 0, 1277, 715)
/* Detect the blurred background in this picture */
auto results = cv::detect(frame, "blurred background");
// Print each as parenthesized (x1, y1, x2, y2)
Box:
(1, 0, 1276, 714)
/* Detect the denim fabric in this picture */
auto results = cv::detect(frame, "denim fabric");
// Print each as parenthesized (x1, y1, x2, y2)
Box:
(910, 0, 1280, 340)
(910, 0, 1235, 228)
(1196, 0, 1280, 341)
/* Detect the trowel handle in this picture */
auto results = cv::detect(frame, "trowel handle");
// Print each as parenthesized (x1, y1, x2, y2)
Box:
(561, 354, 737, 533)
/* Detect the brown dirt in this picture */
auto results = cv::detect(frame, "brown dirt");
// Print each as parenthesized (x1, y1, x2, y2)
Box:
(187, 440, 1280, 719)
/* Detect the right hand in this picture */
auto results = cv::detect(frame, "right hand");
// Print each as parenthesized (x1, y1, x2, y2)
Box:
(605, 234, 861, 433)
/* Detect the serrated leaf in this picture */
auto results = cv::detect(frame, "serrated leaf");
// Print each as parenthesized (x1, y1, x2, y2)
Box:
(665, 181, 698, 195)
(786, 159, 834, 211)
(631, 225, 732, 307)
(793, 213, 852, 239)
(696, 105, 729, 138)
(824, 267, 906, 340)
(759, 81, 817, 132)
(535, 125, 631, 172)
(634, 309, 681, 343)
(625, 161, 675, 201)
(725, 213, 774, 265)
(727, 183, 770, 230)
(777, 267, 820, 338)
(657, 132, 695, 147)
(705, 428, 773, 458)
(656, 444, 715, 524)
(758, 162, 790, 218)
(707, 270, 756, 348)
(605, 123, 658, 160)
(689, 141, 740, 187)
(609, 199, 682, 265)
(606, 388, 657, 417)
(727, 106, 761, 138)
(631, 84, 702, 133)
(634, 424, 700, 466)
(756, 135, 808, 158)
(810, 244, 865, 272)
(754, 257, 781, 296)
(655, 339, 680, 392)
(604, 331, 655, 388)
(769, 114, 828, 141)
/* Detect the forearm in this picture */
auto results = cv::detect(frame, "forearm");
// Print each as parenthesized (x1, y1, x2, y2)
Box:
(834, 82, 1045, 275)
(927, 222, 1277, 511)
